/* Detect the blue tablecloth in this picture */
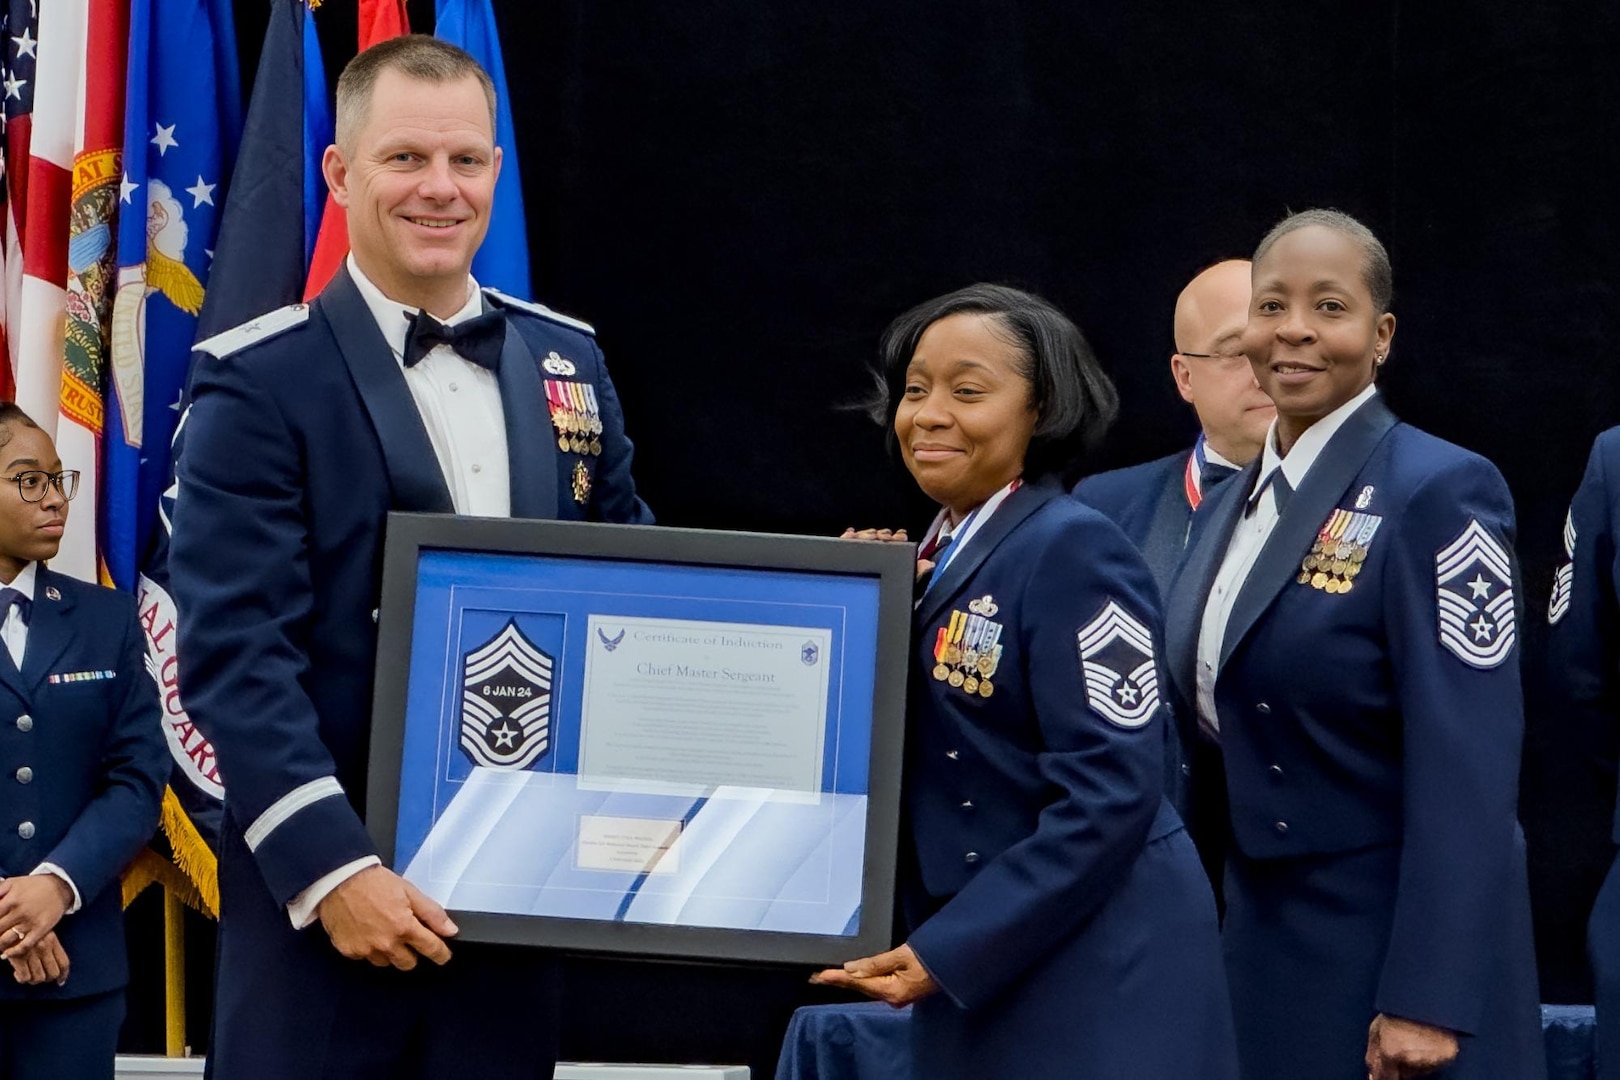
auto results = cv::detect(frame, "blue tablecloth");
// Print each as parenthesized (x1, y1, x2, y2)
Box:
(776, 1001, 1598, 1080)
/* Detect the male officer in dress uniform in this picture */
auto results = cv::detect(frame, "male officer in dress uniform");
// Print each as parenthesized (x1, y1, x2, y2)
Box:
(1073, 259, 1274, 592)
(0, 404, 168, 1079)
(170, 36, 651, 1080)
(1074, 260, 1273, 893)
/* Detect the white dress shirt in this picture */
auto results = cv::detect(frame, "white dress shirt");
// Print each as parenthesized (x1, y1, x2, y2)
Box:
(1195, 383, 1379, 735)
(287, 259, 519, 929)
(0, 562, 83, 913)
(347, 255, 511, 517)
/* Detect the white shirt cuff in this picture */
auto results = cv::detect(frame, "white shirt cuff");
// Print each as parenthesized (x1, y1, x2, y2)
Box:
(286, 856, 381, 930)
(31, 863, 81, 914)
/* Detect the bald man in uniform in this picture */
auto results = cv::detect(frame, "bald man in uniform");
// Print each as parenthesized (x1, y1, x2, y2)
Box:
(1075, 260, 1273, 591)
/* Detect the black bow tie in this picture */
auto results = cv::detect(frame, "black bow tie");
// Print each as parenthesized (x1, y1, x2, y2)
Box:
(1247, 468, 1294, 516)
(1200, 460, 1239, 492)
(403, 308, 507, 370)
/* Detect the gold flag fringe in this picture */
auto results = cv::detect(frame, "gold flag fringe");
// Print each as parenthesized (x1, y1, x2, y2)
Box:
(120, 786, 220, 917)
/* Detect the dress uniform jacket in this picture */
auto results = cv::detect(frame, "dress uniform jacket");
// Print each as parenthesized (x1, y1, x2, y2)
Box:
(0, 571, 167, 1004)
(903, 480, 1237, 1080)
(1073, 450, 1192, 593)
(1545, 426, 1620, 1080)
(1164, 395, 1544, 1080)
(170, 265, 651, 1079)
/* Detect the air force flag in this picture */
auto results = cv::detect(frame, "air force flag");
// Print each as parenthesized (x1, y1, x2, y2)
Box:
(461, 619, 554, 770)
(1436, 518, 1517, 670)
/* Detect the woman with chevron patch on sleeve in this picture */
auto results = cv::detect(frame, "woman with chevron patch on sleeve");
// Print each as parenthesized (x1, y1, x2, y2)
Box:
(1162, 209, 1545, 1080)
(813, 284, 1237, 1080)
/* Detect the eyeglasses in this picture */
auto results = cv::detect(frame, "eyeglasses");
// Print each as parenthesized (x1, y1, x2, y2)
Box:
(1, 470, 80, 503)
(1177, 350, 1250, 366)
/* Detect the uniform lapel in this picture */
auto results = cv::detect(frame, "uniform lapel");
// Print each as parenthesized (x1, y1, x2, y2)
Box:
(490, 308, 558, 518)
(1163, 459, 1254, 709)
(21, 570, 75, 695)
(1140, 454, 1195, 590)
(320, 265, 454, 513)
(1218, 396, 1398, 669)
(914, 482, 1057, 629)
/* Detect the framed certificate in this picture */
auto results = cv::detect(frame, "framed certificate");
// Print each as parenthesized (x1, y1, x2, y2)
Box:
(366, 513, 914, 966)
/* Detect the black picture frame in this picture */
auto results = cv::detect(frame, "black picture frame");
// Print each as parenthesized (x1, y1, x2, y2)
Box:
(366, 512, 914, 967)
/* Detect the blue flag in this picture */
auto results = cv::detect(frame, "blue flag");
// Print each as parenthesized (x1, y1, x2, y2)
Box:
(109, 0, 243, 914)
(106, 0, 241, 591)
(195, 0, 321, 339)
(436, 0, 531, 297)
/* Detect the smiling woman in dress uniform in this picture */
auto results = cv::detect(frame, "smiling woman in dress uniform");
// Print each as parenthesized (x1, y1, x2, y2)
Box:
(813, 284, 1238, 1080)
(1163, 210, 1545, 1080)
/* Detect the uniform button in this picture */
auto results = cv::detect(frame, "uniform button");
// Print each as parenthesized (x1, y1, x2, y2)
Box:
(471, 463, 483, 474)
(1256, 702, 1271, 715)
(1180, 763, 1192, 776)
(14, 767, 30, 784)
(960, 800, 974, 811)
(371, 609, 380, 624)
(14, 714, 30, 732)
(945, 749, 960, 761)
(1269, 764, 1284, 778)
(1274, 821, 1289, 835)
(448, 382, 459, 392)
(963, 851, 980, 864)
(16, 821, 33, 840)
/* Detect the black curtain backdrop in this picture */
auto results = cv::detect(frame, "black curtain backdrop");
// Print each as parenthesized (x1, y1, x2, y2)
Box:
(119, 0, 1619, 1070)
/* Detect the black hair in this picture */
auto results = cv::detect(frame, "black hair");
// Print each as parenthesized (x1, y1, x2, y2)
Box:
(1254, 208, 1393, 315)
(0, 403, 40, 449)
(864, 283, 1119, 486)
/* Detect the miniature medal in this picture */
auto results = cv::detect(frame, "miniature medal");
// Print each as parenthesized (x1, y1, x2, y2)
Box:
(571, 460, 591, 504)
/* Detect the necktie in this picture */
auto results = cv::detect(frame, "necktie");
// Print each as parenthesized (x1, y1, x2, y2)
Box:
(402, 309, 507, 370)
(0, 588, 31, 626)
(1247, 469, 1294, 517)
(1200, 460, 1239, 493)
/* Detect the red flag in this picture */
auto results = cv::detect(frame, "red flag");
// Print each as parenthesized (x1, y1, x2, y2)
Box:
(302, 0, 408, 299)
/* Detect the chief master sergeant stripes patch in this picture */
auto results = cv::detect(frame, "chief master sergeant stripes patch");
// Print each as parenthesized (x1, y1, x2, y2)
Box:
(1436, 519, 1517, 669)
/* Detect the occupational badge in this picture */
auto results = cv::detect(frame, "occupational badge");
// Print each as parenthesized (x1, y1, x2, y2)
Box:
(542, 350, 577, 376)
(1436, 518, 1517, 669)
(1075, 600, 1160, 728)
(460, 619, 554, 770)
(1549, 508, 1575, 625)
(932, 598, 1004, 697)
(802, 641, 820, 666)
(1298, 508, 1383, 594)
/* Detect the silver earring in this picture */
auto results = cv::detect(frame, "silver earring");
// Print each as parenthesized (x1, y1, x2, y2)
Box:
(1374, 354, 1385, 366)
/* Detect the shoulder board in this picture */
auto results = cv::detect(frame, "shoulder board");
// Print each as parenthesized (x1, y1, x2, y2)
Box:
(193, 304, 311, 358)
(483, 288, 596, 337)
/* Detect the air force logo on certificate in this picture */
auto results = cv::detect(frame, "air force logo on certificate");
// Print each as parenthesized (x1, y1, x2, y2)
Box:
(461, 619, 555, 770)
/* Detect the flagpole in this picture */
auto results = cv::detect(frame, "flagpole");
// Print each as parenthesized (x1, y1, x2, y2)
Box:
(164, 887, 187, 1057)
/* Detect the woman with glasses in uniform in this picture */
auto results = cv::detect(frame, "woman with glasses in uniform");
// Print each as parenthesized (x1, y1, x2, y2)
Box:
(0, 402, 167, 1080)
(813, 284, 1237, 1080)
(1162, 210, 1544, 1080)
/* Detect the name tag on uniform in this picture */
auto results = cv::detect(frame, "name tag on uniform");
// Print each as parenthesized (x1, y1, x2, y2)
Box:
(48, 669, 116, 684)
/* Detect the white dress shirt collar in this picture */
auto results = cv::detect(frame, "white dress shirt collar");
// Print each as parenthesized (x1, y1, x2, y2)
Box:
(1254, 382, 1380, 497)
(346, 254, 483, 360)
(1202, 441, 1242, 471)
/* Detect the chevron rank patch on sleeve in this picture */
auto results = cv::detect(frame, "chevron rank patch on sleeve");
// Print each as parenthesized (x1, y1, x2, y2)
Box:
(1436, 519, 1518, 669)
(1549, 508, 1575, 625)
(1076, 600, 1161, 728)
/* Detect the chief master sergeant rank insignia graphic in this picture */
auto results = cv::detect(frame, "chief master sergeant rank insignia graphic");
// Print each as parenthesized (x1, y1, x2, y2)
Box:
(1076, 600, 1161, 728)
(1549, 508, 1575, 625)
(461, 619, 556, 770)
(1436, 519, 1518, 669)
